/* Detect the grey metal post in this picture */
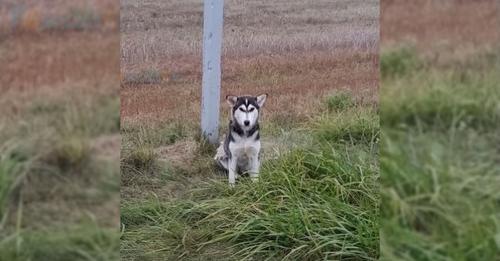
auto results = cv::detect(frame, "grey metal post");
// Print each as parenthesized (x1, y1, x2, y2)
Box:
(201, 0, 224, 144)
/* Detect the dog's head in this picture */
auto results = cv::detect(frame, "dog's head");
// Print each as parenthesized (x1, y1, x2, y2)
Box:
(226, 94, 268, 130)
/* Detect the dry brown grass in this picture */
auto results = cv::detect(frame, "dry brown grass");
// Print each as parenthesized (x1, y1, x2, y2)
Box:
(121, 0, 379, 126)
(1, 1, 118, 36)
(1, 33, 119, 92)
(381, 0, 499, 51)
(121, 51, 378, 124)
(120, 0, 378, 60)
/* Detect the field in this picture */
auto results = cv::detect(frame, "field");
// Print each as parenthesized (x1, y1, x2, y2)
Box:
(1, 0, 497, 260)
(0, 1, 120, 260)
(120, 0, 379, 260)
(380, 0, 500, 260)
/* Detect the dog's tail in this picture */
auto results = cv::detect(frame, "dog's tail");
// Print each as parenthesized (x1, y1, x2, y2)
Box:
(214, 136, 228, 171)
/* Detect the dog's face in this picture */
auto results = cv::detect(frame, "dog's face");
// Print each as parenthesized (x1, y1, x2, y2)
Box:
(226, 94, 267, 130)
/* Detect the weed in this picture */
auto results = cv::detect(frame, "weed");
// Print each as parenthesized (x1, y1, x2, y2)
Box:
(381, 45, 422, 79)
(164, 122, 187, 145)
(46, 135, 91, 171)
(122, 145, 158, 174)
(0, 142, 28, 226)
(194, 131, 217, 157)
(326, 92, 355, 111)
(123, 69, 163, 85)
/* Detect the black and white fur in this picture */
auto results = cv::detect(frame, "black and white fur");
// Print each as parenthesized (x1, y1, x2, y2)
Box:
(214, 94, 268, 186)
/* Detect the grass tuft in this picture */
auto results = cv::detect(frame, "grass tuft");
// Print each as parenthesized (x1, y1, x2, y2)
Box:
(312, 108, 379, 145)
(122, 69, 163, 85)
(381, 45, 422, 79)
(0, 142, 28, 224)
(122, 145, 158, 175)
(46, 135, 91, 171)
(326, 92, 355, 111)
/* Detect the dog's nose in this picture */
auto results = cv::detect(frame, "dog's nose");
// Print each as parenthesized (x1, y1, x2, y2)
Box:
(244, 120, 250, 126)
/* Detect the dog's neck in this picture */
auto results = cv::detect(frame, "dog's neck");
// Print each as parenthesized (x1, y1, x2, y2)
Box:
(230, 120, 259, 138)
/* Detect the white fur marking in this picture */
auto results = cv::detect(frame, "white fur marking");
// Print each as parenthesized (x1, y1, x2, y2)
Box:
(227, 131, 260, 185)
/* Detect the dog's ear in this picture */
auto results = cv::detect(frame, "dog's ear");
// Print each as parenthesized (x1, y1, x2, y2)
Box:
(226, 95, 238, 107)
(256, 93, 268, 107)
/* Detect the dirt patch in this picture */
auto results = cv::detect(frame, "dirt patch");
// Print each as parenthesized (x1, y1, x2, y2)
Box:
(121, 139, 207, 202)
(155, 140, 197, 168)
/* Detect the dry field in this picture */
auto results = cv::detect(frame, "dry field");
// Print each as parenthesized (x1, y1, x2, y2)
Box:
(121, 0, 379, 125)
(382, 0, 498, 49)
(0, 1, 120, 259)
(381, 0, 499, 67)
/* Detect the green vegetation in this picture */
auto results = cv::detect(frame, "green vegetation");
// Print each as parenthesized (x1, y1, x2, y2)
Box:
(313, 108, 379, 145)
(380, 46, 500, 260)
(121, 94, 380, 260)
(122, 69, 163, 85)
(0, 142, 28, 225)
(381, 45, 422, 79)
(0, 225, 119, 261)
(326, 92, 355, 112)
(0, 90, 120, 261)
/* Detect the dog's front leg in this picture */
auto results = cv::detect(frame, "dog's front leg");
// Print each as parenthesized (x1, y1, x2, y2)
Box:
(228, 157, 237, 187)
(249, 157, 260, 182)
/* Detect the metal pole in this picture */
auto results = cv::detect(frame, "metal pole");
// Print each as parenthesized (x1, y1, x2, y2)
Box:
(201, 0, 224, 144)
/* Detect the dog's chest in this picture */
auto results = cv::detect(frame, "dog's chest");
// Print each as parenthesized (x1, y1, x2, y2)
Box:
(229, 136, 260, 161)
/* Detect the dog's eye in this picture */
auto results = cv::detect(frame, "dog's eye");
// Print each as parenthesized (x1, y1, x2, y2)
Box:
(239, 108, 245, 112)
(249, 108, 255, 112)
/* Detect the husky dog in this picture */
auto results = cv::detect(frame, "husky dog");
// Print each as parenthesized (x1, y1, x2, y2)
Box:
(214, 94, 268, 186)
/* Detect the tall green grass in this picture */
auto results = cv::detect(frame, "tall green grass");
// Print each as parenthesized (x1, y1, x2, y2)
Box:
(380, 46, 500, 260)
(0, 90, 120, 261)
(0, 141, 29, 228)
(381, 46, 422, 79)
(0, 224, 119, 261)
(121, 98, 380, 260)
